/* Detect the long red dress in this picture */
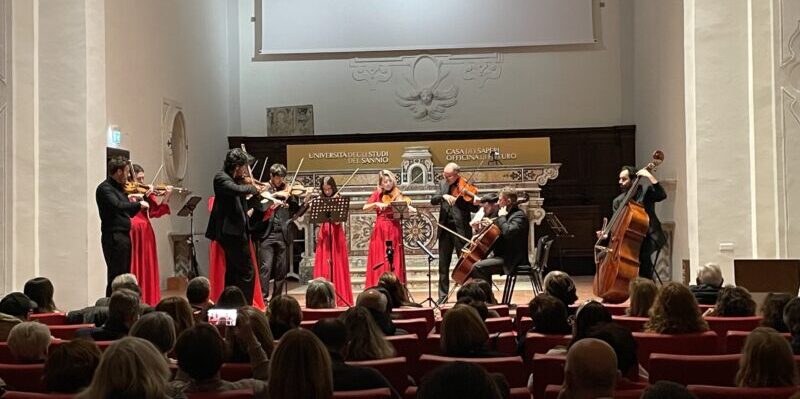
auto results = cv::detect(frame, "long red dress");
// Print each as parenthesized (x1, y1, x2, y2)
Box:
(129, 193, 169, 306)
(313, 220, 354, 306)
(364, 190, 406, 288)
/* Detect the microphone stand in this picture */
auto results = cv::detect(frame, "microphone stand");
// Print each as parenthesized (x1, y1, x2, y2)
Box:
(417, 240, 439, 309)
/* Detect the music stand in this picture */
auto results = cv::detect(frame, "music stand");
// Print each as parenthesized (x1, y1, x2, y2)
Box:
(177, 196, 202, 279)
(309, 196, 351, 306)
(389, 201, 412, 285)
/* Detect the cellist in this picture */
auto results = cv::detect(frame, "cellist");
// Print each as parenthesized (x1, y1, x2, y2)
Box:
(598, 166, 667, 280)
(468, 187, 530, 283)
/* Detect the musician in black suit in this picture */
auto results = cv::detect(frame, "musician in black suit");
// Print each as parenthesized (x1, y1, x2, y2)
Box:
(205, 148, 264, 304)
(469, 187, 530, 283)
(431, 163, 479, 303)
(96, 158, 149, 296)
(610, 166, 667, 280)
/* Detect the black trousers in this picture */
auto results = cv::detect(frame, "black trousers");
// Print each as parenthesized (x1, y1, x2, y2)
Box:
(219, 236, 255, 305)
(258, 232, 289, 301)
(101, 232, 131, 297)
(470, 257, 506, 283)
(438, 231, 463, 300)
(639, 237, 658, 280)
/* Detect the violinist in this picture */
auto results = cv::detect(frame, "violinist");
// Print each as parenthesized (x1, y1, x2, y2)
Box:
(96, 157, 150, 296)
(311, 176, 354, 306)
(205, 148, 267, 304)
(249, 163, 307, 302)
(127, 164, 172, 306)
(431, 162, 479, 304)
(363, 170, 414, 288)
(468, 187, 530, 284)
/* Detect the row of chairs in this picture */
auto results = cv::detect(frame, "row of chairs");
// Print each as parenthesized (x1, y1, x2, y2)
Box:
(541, 384, 800, 399)
(0, 389, 396, 399)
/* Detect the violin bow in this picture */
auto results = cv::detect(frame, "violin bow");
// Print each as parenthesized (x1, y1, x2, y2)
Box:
(258, 157, 269, 182)
(149, 164, 165, 187)
(433, 220, 472, 244)
(333, 168, 360, 197)
(287, 157, 305, 191)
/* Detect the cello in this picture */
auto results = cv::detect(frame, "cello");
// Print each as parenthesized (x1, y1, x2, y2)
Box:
(593, 150, 664, 303)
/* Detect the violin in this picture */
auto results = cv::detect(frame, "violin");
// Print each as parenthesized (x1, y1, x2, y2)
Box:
(125, 181, 188, 196)
(450, 178, 479, 203)
(381, 187, 412, 206)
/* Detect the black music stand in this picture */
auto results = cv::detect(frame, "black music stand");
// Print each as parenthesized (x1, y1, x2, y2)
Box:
(417, 240, 439, 309)
(177, 196, 203, 279)
(389, 201, 412, 295)
(309, 196, 351, 306)
(544, 212, 572, 270)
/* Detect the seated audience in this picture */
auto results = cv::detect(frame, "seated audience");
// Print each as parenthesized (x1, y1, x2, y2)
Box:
(705, 285, 756, 317)
(340, 306, 396, 361)
(130, 311, 176, 358)
(527, 294, 571, 335)
(75, 337, 172, 399)
(357, 288, 406, 336)
(455, 296, 491, 321)
(689, 262, 724, 305)
(559, 338, 619, 399)
(735, 327, 799, 388)
(155, 296, 195, 336)
(474, 278, 499, 305)
(7, 321, 51, 363)
(306, 278, 337, 309)
(311, 318, 398, 397)
(68, 273, 149, 326)
(543, 271, 579, 316)
(416, 361, 504, 399)
(568, 300, 612, 347)
(379, 271, 421, 308)
(24, 277, 59, 313)
(441, 304, 503, 358)
(227, 306, 275, 363)
(626, 277, 657, 317)
(268, 294, 302, 339)
(640, 381, 697, 399)
(645, 282, 708, 334)
(784, 297, 800, 354)
(186, 276, 213, 323)
(171, 321, 269, 397)
(760, 292, 792, 332)
(76, 288, 141, 341)
(457, 281, 500, 318)
(586, 322, 645, 386)
(94, 273, 141, 307)
(0, 292, 36, 340)
(43, 339, 102, 394)
(268, 328, 334, 399)
(215, 286, 248, 309)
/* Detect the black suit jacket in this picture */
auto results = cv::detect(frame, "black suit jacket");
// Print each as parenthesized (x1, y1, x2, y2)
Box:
(205, 171, 259, 242)
(96, 177, 142, 234)
(431, 179, 479, 239)
(249, 193, 302, 243)
(491, 206, 530, 273)
(612, 181, 667, 249)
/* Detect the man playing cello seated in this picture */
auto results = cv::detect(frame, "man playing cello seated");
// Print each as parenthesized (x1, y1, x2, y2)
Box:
(469, 187, 530, 283)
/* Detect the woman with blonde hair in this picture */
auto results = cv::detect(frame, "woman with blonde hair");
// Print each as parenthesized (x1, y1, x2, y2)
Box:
(736, 327, 799, 387)
(626, 277, 658, 317)
(76, 336, 173, 399)
(306, 278, 337, 309)
(7, 321, 51, 363)
(228, 306, 275, 363)
(363, 170, 412, 287)
(644, 282, 708, 334)
(441, 304, 502, 357)
(155, 296, 195, 336)
(340, 306, 396, 361)
(268, 328, 334, 399)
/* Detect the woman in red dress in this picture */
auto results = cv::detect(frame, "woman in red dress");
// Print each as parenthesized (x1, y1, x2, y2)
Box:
(363, 170, 415, 288)
(311, 176, 354, 306)
(129, 164, 172, 306)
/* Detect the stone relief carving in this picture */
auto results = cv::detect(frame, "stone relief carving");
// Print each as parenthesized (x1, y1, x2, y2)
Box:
(396, 56, 459, 121)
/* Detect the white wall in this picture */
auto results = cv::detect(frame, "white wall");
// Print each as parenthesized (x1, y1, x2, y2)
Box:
(237, 0, 633, 135)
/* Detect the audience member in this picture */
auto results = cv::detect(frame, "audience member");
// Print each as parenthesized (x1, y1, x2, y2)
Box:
(155, 296, 195, 336)
(228, 306, 275, 363)
(357, 288, 406, 336)
(76, 288, 141, 341)
(186, 276, 213, 323)
(568, 301, 612, 347)
(558, 338, 618, 399)
(216, 286, 248, 309)
(268, 294, 302, 339)
(130, 311, 176, 358)
(705, 285, 756, 317)
(689, 262, 724, 305)
(735, 327, 799, 388)
(171, 321, 268, 397)
(340, 306, 396, 360)
(456, 281, 500, 318)
(68, 273, 149, 326)
(455, 296, 491, 321)
(306, 278, 337, 309)
(7, 321, 50, 363)
(0, 292, 36, 340)
(645, 282, 708, 334)
(416, 361, 503, 399)
(626, 277, 657, 317)
(761, 292, 792, 332)
(94, 273, 141, 306)
(24, 277, 58, 313)
(379, 271, 421, 308)
(268, 328, 334, 399)
(311, 319, 398, 396)
(43, 339, 102, 394)
(474, 278, 499, 305)
(586, 322, 644, 386)
(641, 381, 697, 399)
(544, 271, 579, 316)
(441, 304, 503, 357)
(75, 337, 172, 399)
(527, 294, 571, 335)
(784, 297, 800, 354)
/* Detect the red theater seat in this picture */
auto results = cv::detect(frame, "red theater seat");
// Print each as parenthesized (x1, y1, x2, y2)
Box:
(602, 303, 629, 316)
(0, 363, 47, 393)
(29, 313, 67, 325)
(301, 307, 347, 321)
(523, 333, 571, 361)
(423, 332, 516, 356)
(705, 316, 763, 350)
(392, 318, 429, 340)
(612, 316, 648, 332)
(1, 393, 75, 399)
(47, 324, 95, 340)
(530, 354, 566, 399)
(648, 353, 740, 386)
(186, 390, 255, 399)
(385, 334, 420, 366)
(440, 304, 509, 318)
(687, 385, 799, 399)
(333, 388, 392, 399)
(219, 363, 253, 381)
(544, 385, 644, 399)
(725, 330, 792, 354)
(418, 354, 527, 387)
(434, 317, 514, 334)
(348, 356, 409, 393)
(392, 308, 435, 330)
(633, 331, 720, 370)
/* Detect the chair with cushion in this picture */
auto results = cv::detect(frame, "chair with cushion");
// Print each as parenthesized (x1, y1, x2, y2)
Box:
(705, 316, 763, 350)
(434, 317, 513, 334)
(633, 331, 720, 370)
(523, 333, 571, 362)
(612, 316, 648, 332)
(530, 354, 566, 399)
(725, 330, 792, 354)
(417, 354, 527, 388)
(1, 393, 75, 399)
(186, 390, 256, 399)
(392, 318, 429, 340)
(517, 316, 533, 336)
(0, 341, 15, 363)
(301, 307, 347, 322)
(439, 305, 509, 318)
(385, 334, 420, 366)
(502, 235, 553, 304)
(347, 356, 409, 393)
(0, 363, 47, 393)
(333, 388, 392, 399)
(392, 308, 434, 331)
(603, 303, 629, 316)
(219, 363, 253, 381)
(47, 324, 95, 340)
(543, 385, 644, 399)
(687, 385, 799, 399)
(29, 313, 67, 325)
(648, 353, 740, 386)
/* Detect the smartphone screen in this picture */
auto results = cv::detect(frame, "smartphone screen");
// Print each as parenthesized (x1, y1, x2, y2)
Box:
(207, 309, 238, 326)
